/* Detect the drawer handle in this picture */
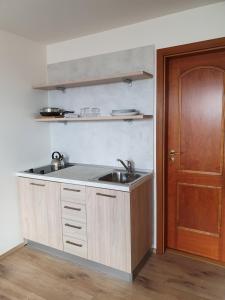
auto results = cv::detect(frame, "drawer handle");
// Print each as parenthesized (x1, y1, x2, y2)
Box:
(64, 206, 81, 211)
(63, 188, 81, 193)
(65, 223, 82, 230)
(96, 192, 116, 198)
(30, 182, 45, 187)
(66, 241, 83, 247)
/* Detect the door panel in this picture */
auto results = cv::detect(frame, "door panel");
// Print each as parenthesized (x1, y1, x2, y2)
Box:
(179, 67, 224, 174)
(177, 228, 220, 259)
(86, 187, 131, 273)
(18, 177, 63, 250)
(177, 183, 221, 235)
(167, 49, 225, 261)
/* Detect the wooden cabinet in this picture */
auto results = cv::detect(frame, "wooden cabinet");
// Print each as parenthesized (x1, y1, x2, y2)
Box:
(18, 177, 63, 250)
(18, 176, 151, 274)
(86, 180, 151, 273)
(86, 187, 131, 272)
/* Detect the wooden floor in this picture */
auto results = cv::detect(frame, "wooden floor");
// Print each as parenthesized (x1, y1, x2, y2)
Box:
(0, 247, 225, 300)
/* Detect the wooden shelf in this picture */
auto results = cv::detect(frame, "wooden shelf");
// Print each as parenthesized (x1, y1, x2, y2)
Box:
(33, 71, 153, 91)
(35, 114, 153, 122)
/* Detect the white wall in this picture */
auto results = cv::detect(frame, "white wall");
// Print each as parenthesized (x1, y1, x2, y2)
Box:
(0, 30, 51, 255)
(47, 2, 225, 64)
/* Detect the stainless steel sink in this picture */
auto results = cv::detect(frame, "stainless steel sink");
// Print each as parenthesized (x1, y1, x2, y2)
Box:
(97, 170, 142, 184)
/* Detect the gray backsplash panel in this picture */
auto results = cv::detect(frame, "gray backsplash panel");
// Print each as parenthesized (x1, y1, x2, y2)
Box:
(48, 46, 154, 82)
(47, 45, 155, 170)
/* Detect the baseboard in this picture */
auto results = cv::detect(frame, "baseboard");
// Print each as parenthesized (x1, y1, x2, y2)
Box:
(0, 241, 26, 260)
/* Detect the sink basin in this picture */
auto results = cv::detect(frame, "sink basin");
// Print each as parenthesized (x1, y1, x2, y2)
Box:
(97, 171, 141, 184)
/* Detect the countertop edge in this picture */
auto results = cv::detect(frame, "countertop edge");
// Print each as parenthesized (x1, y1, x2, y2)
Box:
(15, 170, 153, 192)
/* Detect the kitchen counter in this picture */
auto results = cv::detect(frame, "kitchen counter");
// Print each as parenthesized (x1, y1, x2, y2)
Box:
(16, 163, 153, 192)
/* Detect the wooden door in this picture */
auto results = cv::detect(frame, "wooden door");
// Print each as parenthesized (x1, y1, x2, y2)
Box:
(167, 49, 225, 261)
(86, 187, 131, 272)
(18, 178, 63, 250)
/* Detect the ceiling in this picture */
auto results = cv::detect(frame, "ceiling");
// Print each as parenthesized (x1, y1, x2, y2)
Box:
(0, 0, 223, 44)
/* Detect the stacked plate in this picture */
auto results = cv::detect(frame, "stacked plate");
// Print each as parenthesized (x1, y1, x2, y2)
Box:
(111, 109, 140, 116)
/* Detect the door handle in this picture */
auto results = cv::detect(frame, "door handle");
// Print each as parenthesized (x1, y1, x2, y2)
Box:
(64, 206, 81, 211)
(96, 192, 116, 198)
(63, 188, 81, 193)
(30, 182, 45, 187)
(66, 240, 83, 247)
(168, 149, 180, 162)
(65, 223, 82, 230)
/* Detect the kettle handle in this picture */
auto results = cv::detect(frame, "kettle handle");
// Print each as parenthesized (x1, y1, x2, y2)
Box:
(52, 151, 62, 159)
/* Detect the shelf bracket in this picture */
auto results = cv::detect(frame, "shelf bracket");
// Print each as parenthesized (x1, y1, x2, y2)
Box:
(123, 78, 133, 86)
(56, 86, 66, 93)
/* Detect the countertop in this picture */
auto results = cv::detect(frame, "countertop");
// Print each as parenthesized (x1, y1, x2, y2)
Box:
(16, 163, 153, 192)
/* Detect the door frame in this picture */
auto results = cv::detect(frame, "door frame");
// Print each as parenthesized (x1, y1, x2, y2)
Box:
(156, 37, 225, 254)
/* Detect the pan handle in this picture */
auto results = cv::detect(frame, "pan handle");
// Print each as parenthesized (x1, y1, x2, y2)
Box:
(62, 110, 75, 115)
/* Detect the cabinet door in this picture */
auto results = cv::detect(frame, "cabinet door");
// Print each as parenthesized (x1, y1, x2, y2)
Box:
(18, 177, 63, 250)
(86, 187, 131, 272)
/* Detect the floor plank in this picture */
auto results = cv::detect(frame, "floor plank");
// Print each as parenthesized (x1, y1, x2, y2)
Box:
(0, 246, 225, 300)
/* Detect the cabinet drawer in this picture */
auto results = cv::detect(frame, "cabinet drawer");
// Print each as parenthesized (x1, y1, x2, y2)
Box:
(61, 184, 86, 204)
(62, 201, 86, 223)
(62, 218, 87, 241)
(63, 236, 87, 258)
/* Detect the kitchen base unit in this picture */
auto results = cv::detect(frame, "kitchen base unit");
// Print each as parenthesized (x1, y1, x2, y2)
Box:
(17, 174, 152, 280)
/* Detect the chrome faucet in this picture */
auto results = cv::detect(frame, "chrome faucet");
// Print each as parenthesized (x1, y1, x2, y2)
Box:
(117, 159, 134, 175)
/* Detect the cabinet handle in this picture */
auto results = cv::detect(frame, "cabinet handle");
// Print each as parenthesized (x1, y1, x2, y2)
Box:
(30, 182, 45, 187)
(65, 223, 82, 230)
(66, 241, 83, 247)
(63, 188, 81, 193)
(64, 206, 81, 211)
(96, 192, 116, 198)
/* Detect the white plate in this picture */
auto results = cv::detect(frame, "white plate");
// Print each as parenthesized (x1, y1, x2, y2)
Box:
(112, 109, 137, 113)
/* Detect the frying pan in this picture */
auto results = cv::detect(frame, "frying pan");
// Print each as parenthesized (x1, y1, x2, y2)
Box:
(40, 107, 74, 117)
